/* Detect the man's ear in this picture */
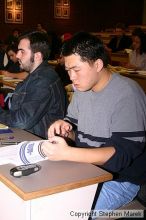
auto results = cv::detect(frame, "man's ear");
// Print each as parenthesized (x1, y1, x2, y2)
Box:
(34, 52, 42, 61)
(95, 59, 104, 72)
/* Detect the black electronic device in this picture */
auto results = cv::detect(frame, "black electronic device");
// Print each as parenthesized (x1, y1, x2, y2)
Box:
(10, 163, 41, 178)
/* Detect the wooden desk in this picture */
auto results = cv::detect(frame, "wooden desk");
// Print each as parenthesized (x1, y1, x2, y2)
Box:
(0, 127, 41, 147)
(0, 79, 22, 89)
(120, 72, 146, 93)
(1, 80, 16, 89)
(91, 32, 131, 45)
(110, 52, 129, 65)
(0, 160, 112, 220)
(48, 60, 58, 69)
(128, 25, 146, 33)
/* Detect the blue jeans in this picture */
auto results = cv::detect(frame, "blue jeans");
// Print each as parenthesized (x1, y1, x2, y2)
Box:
(94, 180, 140, 210)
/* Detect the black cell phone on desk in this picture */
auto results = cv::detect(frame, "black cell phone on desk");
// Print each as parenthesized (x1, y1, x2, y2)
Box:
(10, 163, 41, 178)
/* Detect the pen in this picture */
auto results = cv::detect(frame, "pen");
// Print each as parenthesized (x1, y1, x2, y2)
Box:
(1, 141, 21, 145)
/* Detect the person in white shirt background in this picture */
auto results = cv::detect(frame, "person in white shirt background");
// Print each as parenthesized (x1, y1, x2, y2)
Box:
(123, 27, 146, 70)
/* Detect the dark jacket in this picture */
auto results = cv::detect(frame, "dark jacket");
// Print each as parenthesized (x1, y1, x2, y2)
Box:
(4, 60, 21, 73)
(108, 35, 132, 52)
(55, 63, 71, 86)
(0, 49, 5, 70)
(0, 61, 67, 138)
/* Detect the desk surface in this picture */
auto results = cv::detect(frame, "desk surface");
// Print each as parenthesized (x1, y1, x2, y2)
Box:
(120, 71, 146, 79)
(1, 80, 16, 89)
(0, 127, 41, 147)
(0, 126, 113, 204)
(0, 160, 112, 201)
(110, 52, 129, 65)
(0, 78, 22, 89)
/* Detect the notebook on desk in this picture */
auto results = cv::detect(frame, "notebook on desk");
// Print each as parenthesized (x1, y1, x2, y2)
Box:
(0, 123, 9, 130)
(0, 140, 47, 166)
(0, 123, 13, 134)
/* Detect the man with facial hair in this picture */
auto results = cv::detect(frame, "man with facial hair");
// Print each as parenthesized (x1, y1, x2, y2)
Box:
(0, 31, 67, 139)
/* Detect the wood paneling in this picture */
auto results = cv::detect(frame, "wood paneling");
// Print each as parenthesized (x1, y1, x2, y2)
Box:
(0, 0, 144, 41)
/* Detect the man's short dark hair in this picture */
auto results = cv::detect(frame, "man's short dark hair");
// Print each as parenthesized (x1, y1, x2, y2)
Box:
(61, 32, 109, 67)
(19, 31, 50, 60)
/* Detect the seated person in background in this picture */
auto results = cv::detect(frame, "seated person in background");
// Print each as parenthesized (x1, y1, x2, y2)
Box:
(47, 31, 62, 60)
(0, 31, 67, 139)
(105, 22, 132, 53)
(0, 44, 28, 109)
(41, 32, 146, 212)
(61, 32, 72, 42)
(122, 28, 146, 70)
(5, 28, 20, 46)
(0, 44, 28, 79)
(36, 23, 47, 33)
(55, 33, 72, 86)
(55, 55, 72, 86)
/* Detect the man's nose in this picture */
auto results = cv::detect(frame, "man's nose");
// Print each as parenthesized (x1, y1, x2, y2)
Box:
(69, 71, 76, 80)
(16, 51, 20, 59)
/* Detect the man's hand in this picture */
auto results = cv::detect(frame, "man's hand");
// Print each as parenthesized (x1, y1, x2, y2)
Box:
(48, 119, 72, 138)
(42, 136, 70, 161)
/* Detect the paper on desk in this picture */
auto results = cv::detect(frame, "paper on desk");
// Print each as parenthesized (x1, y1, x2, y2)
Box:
(2, 76, 22, 82)
(0, 140, 47, 166)
(0, 145, 21, 165)
(0, 123, 9, 129)
(108, 65, 135, 73)
(136, 70, 146, 75)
